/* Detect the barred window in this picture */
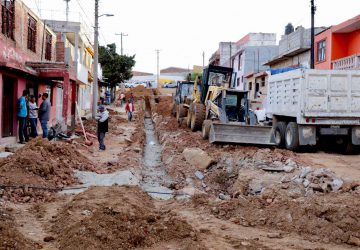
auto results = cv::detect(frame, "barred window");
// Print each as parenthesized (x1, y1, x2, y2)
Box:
(45, 31, 52, 60)
(1, 0, 15, 40)
(317, 40, 326, 62)
(27, 15, 36, 52)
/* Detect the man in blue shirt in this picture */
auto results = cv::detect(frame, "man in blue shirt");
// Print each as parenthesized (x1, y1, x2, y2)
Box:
(17, 90, 29, 144)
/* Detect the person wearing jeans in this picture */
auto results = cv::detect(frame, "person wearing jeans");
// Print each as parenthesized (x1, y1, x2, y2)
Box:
(38, 93, 51, 139)
(17, 90, 29, 144)
(95, 105, 109, 151)
(125, 99, 134, 122)
(28, 95, 38, 138)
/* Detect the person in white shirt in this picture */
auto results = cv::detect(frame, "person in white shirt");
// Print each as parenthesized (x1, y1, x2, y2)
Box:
(28, 95, 38, 138)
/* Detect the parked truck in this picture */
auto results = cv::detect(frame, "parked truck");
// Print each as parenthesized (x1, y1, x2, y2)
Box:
(209, 69, 360, 152)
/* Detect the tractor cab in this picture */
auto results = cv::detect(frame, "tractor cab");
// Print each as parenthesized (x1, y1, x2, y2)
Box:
(206, 88, 249, 124)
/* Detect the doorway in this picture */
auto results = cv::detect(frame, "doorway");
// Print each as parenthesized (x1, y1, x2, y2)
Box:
(2, 76, 16, 137)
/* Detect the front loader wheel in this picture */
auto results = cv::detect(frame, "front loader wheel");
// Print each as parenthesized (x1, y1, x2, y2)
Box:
(191, 103, 206, 132)
(274, 121, 287, 148)
(202, 120, 212, 139)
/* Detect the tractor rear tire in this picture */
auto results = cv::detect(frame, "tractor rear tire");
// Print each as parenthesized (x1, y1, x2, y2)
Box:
(274, 121, 287, 148)
(186, 104, 194, 128)
(191, 103, 206, 132)
(176, 104, 187, 122)
(171, 103, 176, 117)
(202, 120, 212, 139)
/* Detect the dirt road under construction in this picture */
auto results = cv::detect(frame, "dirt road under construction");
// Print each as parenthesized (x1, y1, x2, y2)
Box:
(1, 86, 360, 250)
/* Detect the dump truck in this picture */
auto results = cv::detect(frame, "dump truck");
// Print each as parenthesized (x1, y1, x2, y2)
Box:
(208, 68, 360, 152)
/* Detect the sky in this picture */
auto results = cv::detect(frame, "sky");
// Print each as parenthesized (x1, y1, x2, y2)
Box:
(23, 0, 360, 74)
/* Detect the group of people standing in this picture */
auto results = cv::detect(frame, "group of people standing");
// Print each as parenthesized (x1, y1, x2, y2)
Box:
(17, 90, 51, 144)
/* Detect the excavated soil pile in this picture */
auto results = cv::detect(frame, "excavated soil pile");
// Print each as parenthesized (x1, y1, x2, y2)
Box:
(51, 186, 203, 250)
(206, 192, 360, 246)
(0, 207, 38, 249)
(125, 85, 155, 101)
(0, 138, 95, 202)
(154, 96, 173, 117)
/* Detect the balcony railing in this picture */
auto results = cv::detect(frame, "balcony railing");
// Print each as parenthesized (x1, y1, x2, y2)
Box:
(332, 54, 360, 70)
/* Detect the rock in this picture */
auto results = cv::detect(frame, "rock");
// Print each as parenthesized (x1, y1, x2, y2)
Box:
(348, 236, 360, 247)
(300, 167, 312, 178)
(125, 138, 133, 143)
(43, 236, 55, 242)
(219, 193, 231, 200)
(285, 158, 297, 167)
(283, 165, 296, 173)
(303, 179, 310, 188)
(183, 148, 216, 170)
(0, 152, 13, 158)
(23, 196, 31, 203)
(81, 210, 92, 216)
(267, 232, 282, 239)
(272, 161, 284, 168)
(241, 241, 250, 246)
(287, 188, 304, 198)
(195, 171, 205, 180)
(248, 180, 263, 195)
(201, 182, 207, 188)
(266, 198, 273, 204)
(133, 148, 141, 153)
(342, 181, 360, 192)
(331, 178, 344, 192)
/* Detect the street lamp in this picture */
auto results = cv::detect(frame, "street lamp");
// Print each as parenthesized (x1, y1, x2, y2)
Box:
(92, 0, 114, 118)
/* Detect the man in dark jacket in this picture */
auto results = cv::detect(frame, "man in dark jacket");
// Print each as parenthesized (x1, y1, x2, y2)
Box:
(95, 105, 109, 150)
(38, 93, 51, 139)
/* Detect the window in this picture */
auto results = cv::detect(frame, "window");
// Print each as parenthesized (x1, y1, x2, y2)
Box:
(249, 82, 252, 91)
(45, 31, 52, 60)
(317, 40, 326, 62)
(27, 15, 37, 52)
(261, 77, 266, 87)
(237, 78, 240, 87)
(238, 54, 243, 71)
(1, 0, 15, 39)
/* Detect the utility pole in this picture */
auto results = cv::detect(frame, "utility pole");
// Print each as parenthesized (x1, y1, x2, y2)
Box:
(310, 0, 316, 69)
(115, 32, 128, 56)
(155, 50, 160, 87)
(92, 0, 99, 118)
(202, 51, 205, 68)
(64, 0, 70, 22)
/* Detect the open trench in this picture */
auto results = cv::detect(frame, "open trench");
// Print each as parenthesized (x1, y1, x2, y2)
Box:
(140, 96, 174, 199)
(62, 97, 176, 200)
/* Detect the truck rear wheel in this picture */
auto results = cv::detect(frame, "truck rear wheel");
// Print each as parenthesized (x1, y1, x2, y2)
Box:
(285, 122, 300, 151)
(274, 122, 287, 148)
(191, 103, 206, 132)
(176, 104, 187, 122)
(202, 120, 212, 139)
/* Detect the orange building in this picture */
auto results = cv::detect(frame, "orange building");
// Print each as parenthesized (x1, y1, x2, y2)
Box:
(315, 15, 360, 70)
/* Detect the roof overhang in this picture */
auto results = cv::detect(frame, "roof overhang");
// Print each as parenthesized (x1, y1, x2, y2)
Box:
(333, 15, 360, 33)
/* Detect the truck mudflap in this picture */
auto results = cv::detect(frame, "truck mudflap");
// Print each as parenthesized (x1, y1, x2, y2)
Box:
(209, 123, 275, 145)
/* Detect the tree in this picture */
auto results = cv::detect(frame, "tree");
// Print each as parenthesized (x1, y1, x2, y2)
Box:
(98, 43, 136, 87)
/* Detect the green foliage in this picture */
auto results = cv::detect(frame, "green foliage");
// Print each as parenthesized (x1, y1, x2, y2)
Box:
(98, 43, 136, 87)
(191, 72, 202, 81)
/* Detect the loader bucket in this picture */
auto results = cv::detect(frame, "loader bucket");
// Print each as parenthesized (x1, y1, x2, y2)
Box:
(209, 123, 275, 145)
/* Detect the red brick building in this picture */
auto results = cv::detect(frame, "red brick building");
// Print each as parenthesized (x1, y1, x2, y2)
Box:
(0, 0, 77, 144)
